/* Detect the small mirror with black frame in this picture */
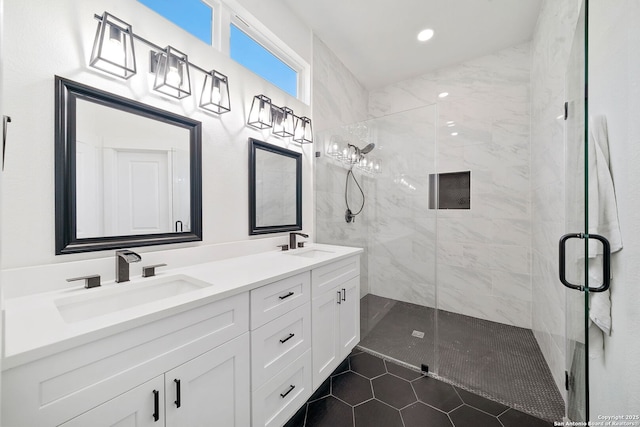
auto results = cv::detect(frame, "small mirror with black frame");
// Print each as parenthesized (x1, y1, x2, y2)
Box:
(55, 76, 203, 254)
(249, 138, 302, 235)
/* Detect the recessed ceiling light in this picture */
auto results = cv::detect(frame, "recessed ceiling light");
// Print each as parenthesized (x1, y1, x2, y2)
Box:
(451, 132, 458, 136)
(438, 92, 449, 98)
(417, 29, 434, 42)
(447, 123, 455, 127)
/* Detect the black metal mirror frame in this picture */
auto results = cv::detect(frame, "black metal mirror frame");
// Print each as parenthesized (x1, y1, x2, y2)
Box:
(54, 76, 203, 254)
(249, 138, 302, 235)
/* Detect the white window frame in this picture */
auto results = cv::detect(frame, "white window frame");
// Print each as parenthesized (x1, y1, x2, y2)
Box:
(207, 0, 311, 104)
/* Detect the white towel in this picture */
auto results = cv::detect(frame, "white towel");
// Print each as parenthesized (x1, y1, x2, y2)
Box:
(587, 115, 622, 347)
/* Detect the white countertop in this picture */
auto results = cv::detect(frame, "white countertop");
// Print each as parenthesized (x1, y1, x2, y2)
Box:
(2, 244, 363, 369)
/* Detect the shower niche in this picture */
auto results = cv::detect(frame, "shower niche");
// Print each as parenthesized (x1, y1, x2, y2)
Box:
(428, 171, 471, 209)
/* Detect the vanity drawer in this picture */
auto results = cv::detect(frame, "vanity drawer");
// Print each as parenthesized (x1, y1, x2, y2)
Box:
(311, 255, 360, 296)
(251, 302, 311, 390)
(252, 350, 312, 427)
(251, 272, 310, 329)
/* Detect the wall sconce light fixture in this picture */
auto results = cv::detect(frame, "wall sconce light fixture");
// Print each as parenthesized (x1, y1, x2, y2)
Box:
(200, 70, 231, 114)
(150, 46, 191, 99)
(247, 95, 273, 129)
(90, 12, 136, 79)
(247, 94, 313, 144)
(272, 106, 295, 137)
(293, 116, 313, 144)
(89, 12, 230, 113)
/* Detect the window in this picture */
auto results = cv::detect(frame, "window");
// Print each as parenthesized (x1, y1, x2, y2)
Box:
(138, 0, 213, 45)
(229, 24, 298, 98)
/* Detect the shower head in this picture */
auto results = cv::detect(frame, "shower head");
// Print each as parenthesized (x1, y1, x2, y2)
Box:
(361, 143, 375, 154)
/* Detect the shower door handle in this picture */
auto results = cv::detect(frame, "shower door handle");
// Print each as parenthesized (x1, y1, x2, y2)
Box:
(558, 233, 611, 292)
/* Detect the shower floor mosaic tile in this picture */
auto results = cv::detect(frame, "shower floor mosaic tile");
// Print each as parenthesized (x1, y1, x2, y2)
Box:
(284, 349, 554, 427)
(358, 294, 565, 421)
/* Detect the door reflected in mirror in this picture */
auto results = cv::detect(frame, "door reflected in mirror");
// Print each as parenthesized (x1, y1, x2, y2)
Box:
(55, 77, 202, 254)
(75, 99, 191, 238)
(249, 139, 302, 235)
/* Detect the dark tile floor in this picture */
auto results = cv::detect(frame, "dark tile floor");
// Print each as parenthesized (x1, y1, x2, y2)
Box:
(284, 349, 556, 427)
(359, 294, 565, 420)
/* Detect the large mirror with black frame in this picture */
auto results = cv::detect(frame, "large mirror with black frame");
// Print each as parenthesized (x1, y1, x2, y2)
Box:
(249, 138, 302, 235)
(55, 76, 202, 254)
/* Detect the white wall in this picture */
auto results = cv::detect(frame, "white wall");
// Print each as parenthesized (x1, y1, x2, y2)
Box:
(368, 43, 533, 328)
(1, 0, 313, 272)
(530, 0, 580, 396)
(588, 0, 640, 415)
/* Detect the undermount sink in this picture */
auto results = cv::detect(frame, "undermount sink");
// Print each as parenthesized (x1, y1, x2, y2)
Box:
(286, 248, 335, 258)
(55, 274, 212, 323)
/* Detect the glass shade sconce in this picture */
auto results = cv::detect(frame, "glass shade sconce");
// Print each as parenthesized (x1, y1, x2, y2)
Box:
(246, 94, 313, 143)
(293, 116, 313, 144)
(200, 70, 230, 114)
(89, 12, 136, 79)
(150, 47, 191, 99)
(272, 107, 295, 137)
(247, 95, 273, 129)
(326, 137, 381, 174)
(89, 12, 231, 113)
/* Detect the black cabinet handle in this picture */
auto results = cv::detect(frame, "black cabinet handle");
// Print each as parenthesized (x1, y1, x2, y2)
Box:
(559, 233, 611, 292)
(280, 333, 295, 344)
(342, 288, 346, 301)
(279, 291, 294, 300)
(174, 379, 181, 408)
(2, 115, 11, 171)
(280, 384, 295, 398)
(337, 290, 342, 304)
(153, 390, 160, 422)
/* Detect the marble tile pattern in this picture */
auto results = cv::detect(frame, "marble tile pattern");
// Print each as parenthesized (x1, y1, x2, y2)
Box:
(367, 43, 533, 329)
(313, 33, 371, 294)
(530, 0, 581, 395)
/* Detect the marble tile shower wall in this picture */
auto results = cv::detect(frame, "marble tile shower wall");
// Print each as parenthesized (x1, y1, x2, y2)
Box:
(366, 108, 438, 308)
(530, 0, 581, 395)
(368, 43, 533, 329)
(312, 35, 371, 295)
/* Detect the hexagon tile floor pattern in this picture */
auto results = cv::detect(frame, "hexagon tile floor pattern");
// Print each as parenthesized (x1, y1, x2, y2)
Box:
(284, 349, 556, 427)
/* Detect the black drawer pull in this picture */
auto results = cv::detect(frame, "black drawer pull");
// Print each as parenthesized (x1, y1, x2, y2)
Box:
(279, 291, 294, 300)
(280, 333, 295, 344)
(153, 390, 160, 422)
(342, 288, 346, 301)
(174, 379, 181, 408)
(280, 384, 296, 398)
(337, 290, 342, 304)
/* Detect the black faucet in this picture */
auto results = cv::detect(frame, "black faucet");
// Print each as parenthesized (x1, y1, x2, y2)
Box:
(115, 250, 142, 283)
(289, 232, 309, 249)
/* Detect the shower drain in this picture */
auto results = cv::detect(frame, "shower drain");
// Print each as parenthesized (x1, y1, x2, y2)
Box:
(411, 330, 425, 339)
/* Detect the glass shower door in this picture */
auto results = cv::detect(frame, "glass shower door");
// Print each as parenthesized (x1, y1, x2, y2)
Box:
(561, 0, 611, 421)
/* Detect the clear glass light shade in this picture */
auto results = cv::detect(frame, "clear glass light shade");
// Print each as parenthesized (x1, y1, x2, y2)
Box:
(153, 46, 191, 99)
(200, 70, 230, 114)
(272, 107, 295, 137)
(369, 157, 382, 174)
(344, 144, 360, 164)
(89, 12, 136, 79)
(357, 157, 372, 173)
(248, 95, 273, 129)
(293, 116, 313, 144)
(326, 136, 343, 158)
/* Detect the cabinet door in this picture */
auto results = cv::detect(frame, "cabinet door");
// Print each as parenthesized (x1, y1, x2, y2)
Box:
(339, 276, 361, 359)
(59, 376, 164, 427)
(164, 333, 250, 427)
(311, 289, 341, 389)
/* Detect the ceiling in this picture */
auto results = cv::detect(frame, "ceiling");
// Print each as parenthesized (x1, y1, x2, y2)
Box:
(281, 0, 542, 90)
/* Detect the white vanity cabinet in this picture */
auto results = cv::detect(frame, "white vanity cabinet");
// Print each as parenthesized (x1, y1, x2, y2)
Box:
(311, 256, 360, 389)
(60, 334, 250, 427)
(2, 292, 250, 427)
